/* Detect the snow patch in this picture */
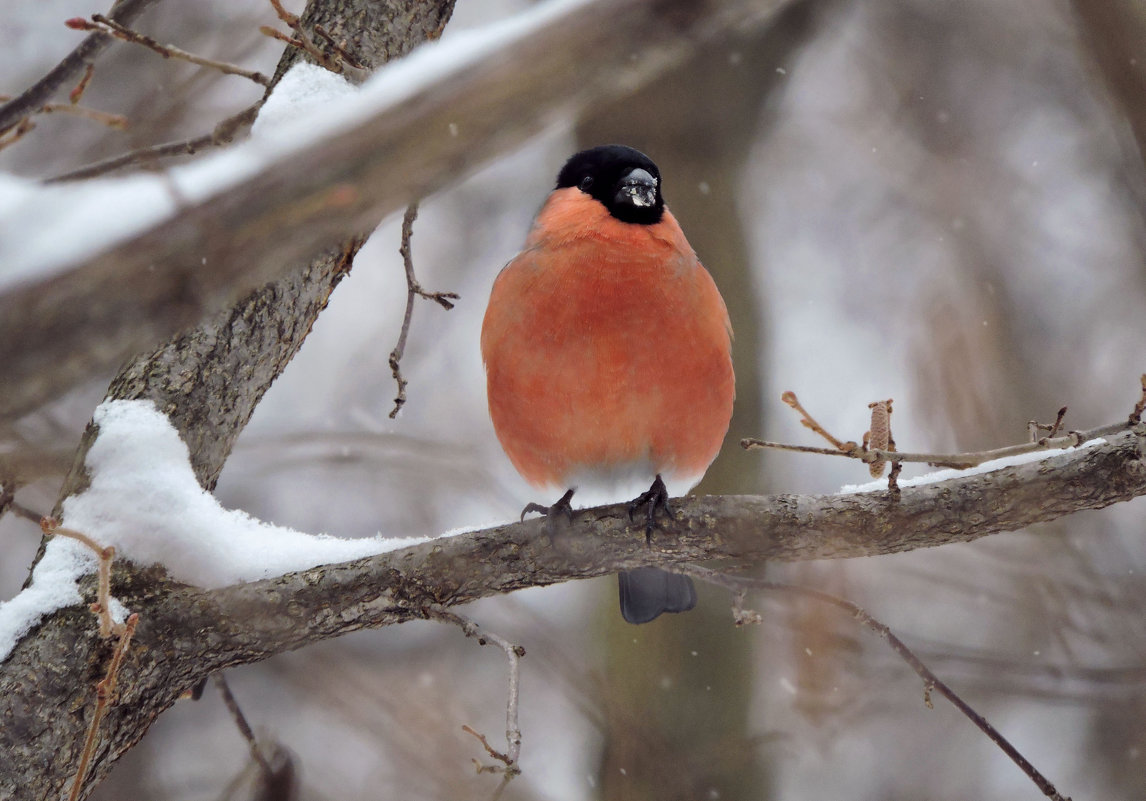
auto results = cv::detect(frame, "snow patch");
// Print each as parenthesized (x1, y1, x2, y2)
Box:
(0, 400, 431, 663)
(251, 62, 358, 138)
(0, 0, 591, 292)
(838, 438, 1107, 494)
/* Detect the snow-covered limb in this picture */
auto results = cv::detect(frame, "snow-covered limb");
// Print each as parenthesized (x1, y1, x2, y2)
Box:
(0, 0, 788, 421)
(0, 400, 427, 663)
(3, 418, 1145, 799)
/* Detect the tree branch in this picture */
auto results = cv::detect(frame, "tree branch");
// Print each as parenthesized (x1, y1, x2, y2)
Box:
(0, 0, 160, 136)
(682, 566, 1071, 801)
(2, 425, 1143, 799)
(0, 0, 792, 422)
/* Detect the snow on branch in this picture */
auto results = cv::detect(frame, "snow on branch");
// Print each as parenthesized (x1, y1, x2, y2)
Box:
(0, 400, 426, 663)
(0, 0, 791, 421)
(1, 402, 1143, 798)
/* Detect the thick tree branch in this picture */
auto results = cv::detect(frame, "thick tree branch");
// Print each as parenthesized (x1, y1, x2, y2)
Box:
(0, 0, 791, 422)
(2, 425, 1144, 799)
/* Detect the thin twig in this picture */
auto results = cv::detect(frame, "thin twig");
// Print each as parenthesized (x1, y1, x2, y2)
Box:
(781, 390, 856, 452)
(388, 202, 460, 418)
(40, 517, 121, 637)
(0, 93, 126, 130)
(0, 117, 35, 153)
(261, 0, 342, 74)
(66, 15, 270, 86)
(1029, 407, 1068, 443)
(743, 419, 1131, 471)
(8, 500, 45, 524)
(37, 102, 127, 129)
(681, 566, 1073, 801)
(46, 103, 260, 182)
(313, 24, 366, 70)
(68, 612, 139, 801)
(426, 604, 524, 780)
(0, 0, 156, 135)
(213, 674, 274, 776)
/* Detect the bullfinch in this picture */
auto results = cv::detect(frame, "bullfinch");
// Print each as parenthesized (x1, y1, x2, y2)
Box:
(480, 145, 735, 624)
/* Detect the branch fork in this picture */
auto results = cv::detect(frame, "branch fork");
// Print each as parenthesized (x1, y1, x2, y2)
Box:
(426, 604, 523, 793)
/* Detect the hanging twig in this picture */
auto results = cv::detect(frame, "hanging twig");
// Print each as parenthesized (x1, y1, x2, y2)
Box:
(681, 565, 1073, 801)
(426, 603, 524, 788)
(67, 613, 139, 801)
(213, 674, 275, 776)
(388, 202, 459, 418)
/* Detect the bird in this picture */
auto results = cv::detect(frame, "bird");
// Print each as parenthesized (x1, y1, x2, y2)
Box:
(480, 144, 735, 624)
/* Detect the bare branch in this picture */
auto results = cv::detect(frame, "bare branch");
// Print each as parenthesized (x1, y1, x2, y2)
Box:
(63, 14, 270, 86)
(33, 102, 127, 129)
(213, 674, 274, 776)
(261, 0, 351, 76)
(388, 203, 459, 418)
(0, 117, 35, 153)
(0, 0, 159, 136)
(2, 424, 1143, 799)
(682, 566, 1072, 801)
(428, 604, 523, 778)
(744, 419, 1131, 470)
(0, 0, 788, 422)
(781, 390, 857, 452)
(45, 103, 261, 183)
(40, 517, 122, 638)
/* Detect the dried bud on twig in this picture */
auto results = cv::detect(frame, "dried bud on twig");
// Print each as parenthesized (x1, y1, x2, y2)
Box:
(866, 398, 893, 477)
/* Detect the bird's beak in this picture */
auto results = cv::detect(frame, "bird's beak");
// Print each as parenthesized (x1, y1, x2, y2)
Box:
(615, 168, 658, 209)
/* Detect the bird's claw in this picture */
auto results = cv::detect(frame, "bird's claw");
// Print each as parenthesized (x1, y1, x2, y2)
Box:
(627, 474, 674, 543)
(520, 488, 576, 533)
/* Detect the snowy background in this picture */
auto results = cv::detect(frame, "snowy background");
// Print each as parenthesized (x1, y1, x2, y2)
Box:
(2, 0, 1145, 799)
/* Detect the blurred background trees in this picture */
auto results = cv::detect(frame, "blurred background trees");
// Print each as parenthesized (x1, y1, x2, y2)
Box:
(2, 0, 1145, 798)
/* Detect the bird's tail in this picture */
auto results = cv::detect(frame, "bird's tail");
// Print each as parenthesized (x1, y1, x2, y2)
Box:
(617, 567, 697, 625)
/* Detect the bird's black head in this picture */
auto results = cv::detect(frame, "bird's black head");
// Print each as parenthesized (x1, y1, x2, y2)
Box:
(556, 145, 664, 225)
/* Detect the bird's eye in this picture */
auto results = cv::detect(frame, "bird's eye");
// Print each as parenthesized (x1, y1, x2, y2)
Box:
(579, 176, 594, 191)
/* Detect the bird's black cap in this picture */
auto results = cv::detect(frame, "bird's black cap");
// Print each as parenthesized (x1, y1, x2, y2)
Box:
(556, 145, 665, 225)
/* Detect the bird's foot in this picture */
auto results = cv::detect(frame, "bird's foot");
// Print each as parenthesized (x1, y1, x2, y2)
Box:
(521, 488, 576, 533)
(627, 474, 674, 543)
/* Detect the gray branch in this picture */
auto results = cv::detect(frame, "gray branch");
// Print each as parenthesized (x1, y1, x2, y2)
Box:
(2, 426, 1144, 800)
(0, 0, 789, 422)
(0, 0, 160, 135)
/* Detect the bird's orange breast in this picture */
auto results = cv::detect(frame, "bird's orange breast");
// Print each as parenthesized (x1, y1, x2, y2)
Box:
(481, 189, 734, 491)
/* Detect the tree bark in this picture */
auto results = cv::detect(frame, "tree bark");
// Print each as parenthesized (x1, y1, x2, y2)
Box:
(2, 425, 1144, 800)
(0, 0, 791, 422)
